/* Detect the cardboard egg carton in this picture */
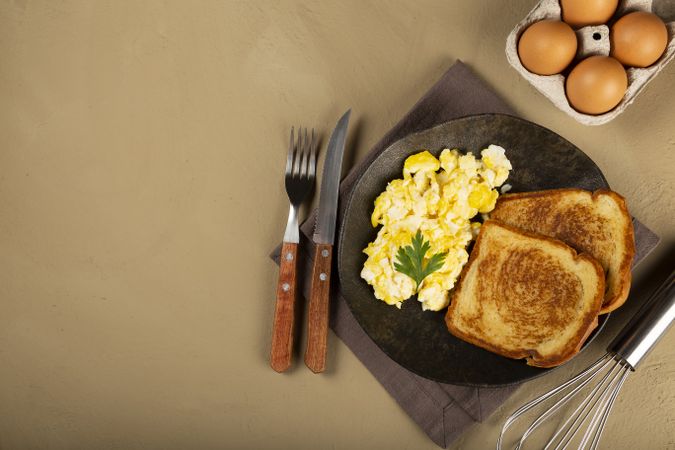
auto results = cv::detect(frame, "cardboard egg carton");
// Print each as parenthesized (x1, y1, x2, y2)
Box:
(506, 0, 675, 125)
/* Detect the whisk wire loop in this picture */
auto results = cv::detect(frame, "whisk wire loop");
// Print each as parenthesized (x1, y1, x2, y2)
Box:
(498, 354, 633, 450)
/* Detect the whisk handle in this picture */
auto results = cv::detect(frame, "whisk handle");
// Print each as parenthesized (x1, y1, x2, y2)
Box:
(610, 269, 675, 370)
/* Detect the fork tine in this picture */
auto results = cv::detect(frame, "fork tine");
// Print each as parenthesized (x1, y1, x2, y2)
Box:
(308, 128, 317, 179)
(300, 128, 309, 178)
(285, 127, 295, 175)
(293, 126, 302, 176)
(305, 128, 311, 177)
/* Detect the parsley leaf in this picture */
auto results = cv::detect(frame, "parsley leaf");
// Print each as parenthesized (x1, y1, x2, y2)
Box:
(394, 230, 447, 290)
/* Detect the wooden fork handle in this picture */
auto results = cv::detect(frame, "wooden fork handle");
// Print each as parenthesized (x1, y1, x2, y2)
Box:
(270, 242, 298, 372)
(305, 243, 333, 373)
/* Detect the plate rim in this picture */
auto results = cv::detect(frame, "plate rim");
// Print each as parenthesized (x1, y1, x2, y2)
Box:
(336, 112, 610, 387)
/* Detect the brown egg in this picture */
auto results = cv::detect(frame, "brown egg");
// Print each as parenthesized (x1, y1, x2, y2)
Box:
(566, 56, 627, 114)
(518, 20, 578, 75)
(561, 0, 619, 28)
(611, 11, 668, 68)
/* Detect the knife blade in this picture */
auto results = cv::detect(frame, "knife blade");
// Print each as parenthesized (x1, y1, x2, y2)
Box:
(313, 109, 351, 244)
(305, 109, 351, 373)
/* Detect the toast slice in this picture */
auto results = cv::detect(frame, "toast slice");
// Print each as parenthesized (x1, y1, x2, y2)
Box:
(445, 221, 605, 368)
(490, 189, 635, 314)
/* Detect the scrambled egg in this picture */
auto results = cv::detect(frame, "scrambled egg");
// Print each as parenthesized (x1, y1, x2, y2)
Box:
(360, 145, 512, 311)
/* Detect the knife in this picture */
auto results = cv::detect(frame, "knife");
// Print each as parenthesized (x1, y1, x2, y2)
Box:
(304, 109, 351, 373)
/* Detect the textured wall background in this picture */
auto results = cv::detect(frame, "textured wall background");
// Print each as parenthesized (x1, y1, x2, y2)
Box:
(0, 1, 673, 449)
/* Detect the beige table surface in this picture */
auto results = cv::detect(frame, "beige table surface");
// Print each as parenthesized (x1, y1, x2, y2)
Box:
(1, 1, 674, 449)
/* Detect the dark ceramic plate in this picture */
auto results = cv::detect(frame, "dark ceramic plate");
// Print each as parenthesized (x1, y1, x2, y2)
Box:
(337, 114, 609, 387)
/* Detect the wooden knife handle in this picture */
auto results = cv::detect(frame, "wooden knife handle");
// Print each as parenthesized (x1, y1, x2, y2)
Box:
(305, 243, 333, 373)
(270, 242, 298, 372)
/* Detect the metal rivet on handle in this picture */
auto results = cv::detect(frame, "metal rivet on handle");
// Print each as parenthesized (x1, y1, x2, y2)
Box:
(319, 273, 327, 281)
(285, 252, 293, 261)
(321, 249, 329, 257)
(282, 283, 290, 292)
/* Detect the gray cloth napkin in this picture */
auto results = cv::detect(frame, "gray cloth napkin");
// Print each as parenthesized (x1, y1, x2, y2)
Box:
(269, 61, 660, 448)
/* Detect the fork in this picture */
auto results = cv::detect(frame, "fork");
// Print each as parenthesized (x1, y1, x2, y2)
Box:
(270, 127, 317, 372)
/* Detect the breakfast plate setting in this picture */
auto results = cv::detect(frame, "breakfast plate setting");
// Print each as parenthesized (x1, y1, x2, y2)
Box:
(269, 59, 666, 448)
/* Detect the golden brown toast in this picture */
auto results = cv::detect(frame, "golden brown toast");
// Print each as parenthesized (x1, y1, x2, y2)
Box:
(445, 221, 605, 368)
(490, 189, 634, 314)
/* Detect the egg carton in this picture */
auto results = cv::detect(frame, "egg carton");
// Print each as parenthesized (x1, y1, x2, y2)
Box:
(506, 0, 675, 125)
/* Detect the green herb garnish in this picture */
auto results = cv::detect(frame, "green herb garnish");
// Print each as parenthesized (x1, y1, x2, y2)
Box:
(394, 230, 447, 290)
